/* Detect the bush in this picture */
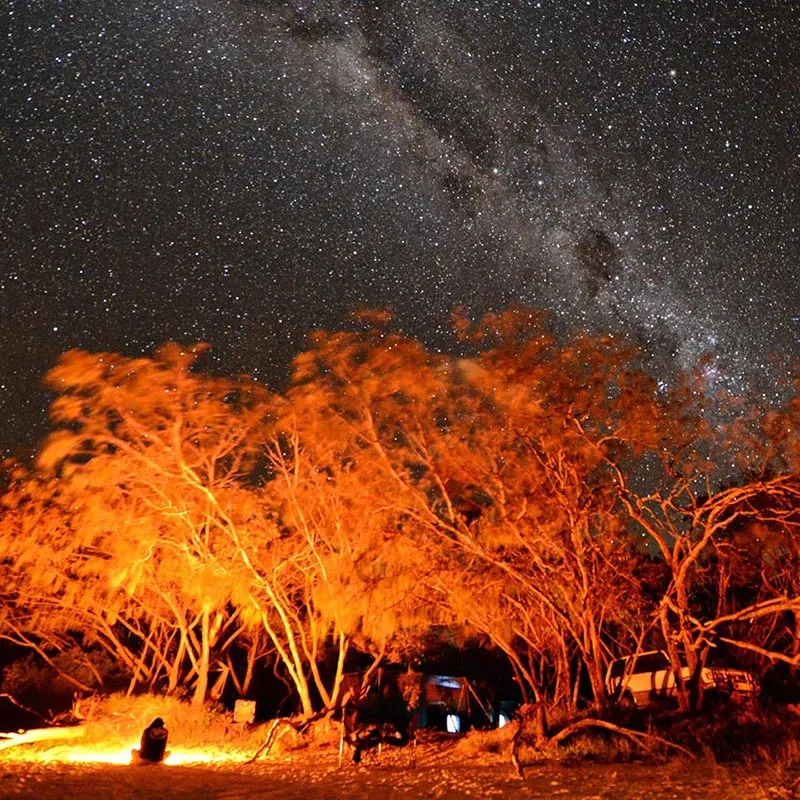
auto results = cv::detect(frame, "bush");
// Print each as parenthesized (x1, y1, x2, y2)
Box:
(1, 649, 127, 715)
(452, 725, 515, 759)
(661, 701, 800, 763)
(71, 694, 351, 760)
(267, 715, 342, 755)
(510, 701, 800, 767)
(71, 693, 265, 750)
(1, 654, 79, 713)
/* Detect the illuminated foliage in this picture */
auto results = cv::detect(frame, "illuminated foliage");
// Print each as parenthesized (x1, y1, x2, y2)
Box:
(4, 344, 273, 705)
(0, 314, 797, 720)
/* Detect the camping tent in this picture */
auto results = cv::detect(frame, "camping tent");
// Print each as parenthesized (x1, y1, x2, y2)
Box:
(341, 669, 495, 732)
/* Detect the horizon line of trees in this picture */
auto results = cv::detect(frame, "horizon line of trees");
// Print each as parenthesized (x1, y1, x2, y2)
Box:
(1, 307, 798, 722)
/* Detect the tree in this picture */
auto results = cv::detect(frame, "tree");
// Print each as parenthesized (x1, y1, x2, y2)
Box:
(0, 463, 129, 694)
(244, 320, 447, 715)
(283, 309, 662, 714)
(4, 314, 796, 723)
(28, 344, 271, 705)
(610, 373, 800, 711)
(11, 339, 433, 718)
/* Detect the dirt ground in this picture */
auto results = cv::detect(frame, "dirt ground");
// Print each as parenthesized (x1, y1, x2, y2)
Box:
(1, 749, 797, 800)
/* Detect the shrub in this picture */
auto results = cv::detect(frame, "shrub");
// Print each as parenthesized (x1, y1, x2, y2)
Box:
(1, 654, 79, 712)
(659, 701, 800, 763)
(452, 725, 515, 759)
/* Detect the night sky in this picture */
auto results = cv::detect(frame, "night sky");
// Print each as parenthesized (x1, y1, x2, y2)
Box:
(3, 0, 799, 457)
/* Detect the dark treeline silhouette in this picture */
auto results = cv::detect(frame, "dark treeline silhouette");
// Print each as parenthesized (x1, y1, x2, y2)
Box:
(1, 308, 798, 722)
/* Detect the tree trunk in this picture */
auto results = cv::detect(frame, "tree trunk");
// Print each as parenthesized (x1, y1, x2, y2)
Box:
(661, 605, 691, 712)
(192, 610, 211, 708)
(586, 620, 608, 709)
(326, 632, 348, 711)
(240, 638, 258, 697)
(167, 633, 187, 693)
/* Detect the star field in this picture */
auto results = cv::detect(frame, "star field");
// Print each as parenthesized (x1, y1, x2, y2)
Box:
(2, 0, 798, 456)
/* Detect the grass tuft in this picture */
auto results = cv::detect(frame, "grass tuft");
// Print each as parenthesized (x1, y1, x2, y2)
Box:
(451, 725, 516, 758)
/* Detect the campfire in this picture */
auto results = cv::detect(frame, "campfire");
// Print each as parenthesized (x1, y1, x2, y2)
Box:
(0, 695, 270, 767)
(0, 726, 242, 765)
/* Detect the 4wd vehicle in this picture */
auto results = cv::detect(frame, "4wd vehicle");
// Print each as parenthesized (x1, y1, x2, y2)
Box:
(605, 650, 759, 709)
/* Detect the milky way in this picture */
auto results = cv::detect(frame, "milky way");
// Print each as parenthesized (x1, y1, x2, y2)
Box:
(3, 0, 798, 455)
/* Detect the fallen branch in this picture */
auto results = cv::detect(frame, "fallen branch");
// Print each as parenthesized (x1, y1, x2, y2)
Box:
(245, 717, 302, 764)
(246, 710, 334, 764)
(511, 716, 694, 779)
(548, 718, 695, 758)
(0, 726, 85, 752)
(0, 693, 50, 724)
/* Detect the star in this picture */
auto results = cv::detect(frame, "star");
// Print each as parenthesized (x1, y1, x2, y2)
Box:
(1, 0, 798, 455)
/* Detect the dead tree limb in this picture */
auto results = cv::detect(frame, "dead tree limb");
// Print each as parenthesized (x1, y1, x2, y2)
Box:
(511, 716, 694, 779)
(245, 718, 293, 764)
(245, 713, 326, 764)
(0, 693, 50, 724)
(548, 718, 695, 758)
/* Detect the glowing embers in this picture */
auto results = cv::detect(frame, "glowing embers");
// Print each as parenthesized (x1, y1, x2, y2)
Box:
(2, 741, 240, 766)
(162, 749, 238, 766)
(68, 746, 239, 765)
(66, 744, 142, 765)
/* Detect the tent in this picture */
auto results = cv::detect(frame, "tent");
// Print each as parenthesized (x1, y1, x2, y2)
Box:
(340, 669, 495, 732)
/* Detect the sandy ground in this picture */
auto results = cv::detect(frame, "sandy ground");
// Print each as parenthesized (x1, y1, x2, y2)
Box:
(1, 747, 797, 800)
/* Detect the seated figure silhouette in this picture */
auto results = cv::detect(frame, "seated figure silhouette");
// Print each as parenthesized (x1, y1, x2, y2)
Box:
(135, 717, 168, 763)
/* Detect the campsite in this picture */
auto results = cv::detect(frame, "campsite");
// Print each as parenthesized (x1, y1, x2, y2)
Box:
(1, 728, 794, 800)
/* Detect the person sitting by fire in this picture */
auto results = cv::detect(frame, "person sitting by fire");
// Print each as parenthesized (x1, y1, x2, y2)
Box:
(136, 717, 168, 763)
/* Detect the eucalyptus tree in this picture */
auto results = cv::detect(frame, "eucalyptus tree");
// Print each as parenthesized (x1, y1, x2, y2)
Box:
(29, 343, 271, 705)
(282, 309, 661, 714)
(608, 372, 800, 711)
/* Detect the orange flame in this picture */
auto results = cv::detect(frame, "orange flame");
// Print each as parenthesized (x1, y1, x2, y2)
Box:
(1, 732, 243, 766)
